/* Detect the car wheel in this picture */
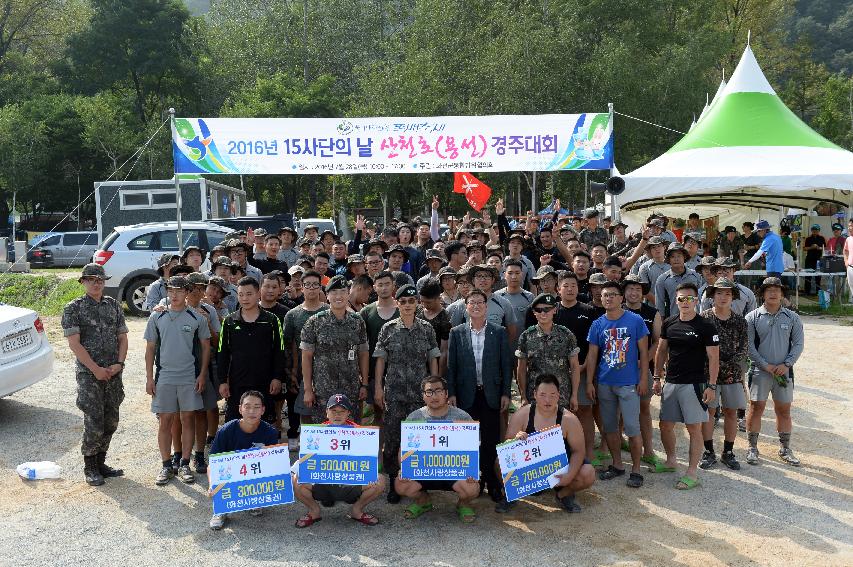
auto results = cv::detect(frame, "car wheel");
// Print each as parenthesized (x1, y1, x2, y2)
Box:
(125, 276, 156, 316)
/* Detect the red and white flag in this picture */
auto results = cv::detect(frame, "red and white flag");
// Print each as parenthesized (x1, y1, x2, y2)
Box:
(453, 172, 491, 212)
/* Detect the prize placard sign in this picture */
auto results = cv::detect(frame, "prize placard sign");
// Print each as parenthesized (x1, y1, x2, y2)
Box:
(399, 421, 480, 481)
(209, 444, 294, 514)
(297, 425, 379, 486)
(497, 426, 569, 502)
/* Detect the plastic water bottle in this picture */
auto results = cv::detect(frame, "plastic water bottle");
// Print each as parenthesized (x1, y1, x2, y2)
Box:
(16, 461, 62, 480)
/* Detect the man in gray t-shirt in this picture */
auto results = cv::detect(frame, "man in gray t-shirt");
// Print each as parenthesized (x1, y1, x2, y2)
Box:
(144, 276, 211, 487)
(406, 404, 473, 422)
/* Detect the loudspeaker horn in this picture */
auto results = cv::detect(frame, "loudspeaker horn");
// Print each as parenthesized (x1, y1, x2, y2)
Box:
(589, 177, 625, 196)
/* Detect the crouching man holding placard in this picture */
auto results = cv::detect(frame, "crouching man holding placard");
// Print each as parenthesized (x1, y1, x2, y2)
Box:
(293, 394, 384, 528)
(495, 374, 595, 513)
(395, 376, 481, 523)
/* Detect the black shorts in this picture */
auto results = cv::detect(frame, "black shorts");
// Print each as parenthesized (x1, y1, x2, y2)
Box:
(417, 480, 457, 492)
(312, 484, 361, 504)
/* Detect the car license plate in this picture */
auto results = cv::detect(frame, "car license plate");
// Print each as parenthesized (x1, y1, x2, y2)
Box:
(2, 331, 32, 353)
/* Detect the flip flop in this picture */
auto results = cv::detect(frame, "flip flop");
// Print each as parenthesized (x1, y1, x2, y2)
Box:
(404, 502, 433, 519)
(646, 461, 676, 473)
(349, 513, 379, 526)
(295, 514, 322, 528)
(675, 475, 700, 490)
(456, 506, 476, 523)
(641, 454, 664, 467)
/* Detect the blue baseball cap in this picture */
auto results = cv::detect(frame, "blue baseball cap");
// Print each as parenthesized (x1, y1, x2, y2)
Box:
(326, 393, 354, 414)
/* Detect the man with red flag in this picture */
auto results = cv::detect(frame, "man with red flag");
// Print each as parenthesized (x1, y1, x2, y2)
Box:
(454, 172, 491, 212)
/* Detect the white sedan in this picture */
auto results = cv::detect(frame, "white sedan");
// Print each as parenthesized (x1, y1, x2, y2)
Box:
(0, 303, 53, 397)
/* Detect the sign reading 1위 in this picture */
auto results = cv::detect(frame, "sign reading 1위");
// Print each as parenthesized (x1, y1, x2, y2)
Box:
(297, 425, 379, 486)
(209, 444, 294, 514)
(399, 421, 480, 481)
(497, 426, 569, 502)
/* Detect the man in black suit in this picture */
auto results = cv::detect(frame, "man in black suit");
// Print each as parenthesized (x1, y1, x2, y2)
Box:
(446, 289, 513, 501)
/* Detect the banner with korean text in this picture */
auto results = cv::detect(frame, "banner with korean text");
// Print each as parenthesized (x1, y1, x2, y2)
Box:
(172, 114, 614, 175)
(297, 425, 379, 486)
(399, 421, 480, 481)
(497, 426, 569, 502)
(209, 444, 295, 514)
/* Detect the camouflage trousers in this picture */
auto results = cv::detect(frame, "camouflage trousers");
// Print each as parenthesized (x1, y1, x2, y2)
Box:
(76, 372, 125, 456)
(382, 398, 423, 479)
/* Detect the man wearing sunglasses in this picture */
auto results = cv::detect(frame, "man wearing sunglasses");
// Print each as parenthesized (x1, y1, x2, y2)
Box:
(653, 282, 720, 490)
(373, 285, 441, 504)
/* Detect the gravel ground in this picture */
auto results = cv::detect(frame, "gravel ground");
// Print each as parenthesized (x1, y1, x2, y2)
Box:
(1, 315, 851, 567)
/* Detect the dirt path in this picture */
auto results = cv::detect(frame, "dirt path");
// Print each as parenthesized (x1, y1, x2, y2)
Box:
(0, 315, 850, 567)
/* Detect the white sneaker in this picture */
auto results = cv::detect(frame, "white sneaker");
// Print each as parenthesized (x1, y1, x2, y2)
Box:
(288, 438, 299, 451)
(209, 514, 227, 530)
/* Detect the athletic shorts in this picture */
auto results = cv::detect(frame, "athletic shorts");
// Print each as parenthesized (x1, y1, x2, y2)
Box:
(151, 383, 203, 414)
(597, 384, 641, 437)
(640, 370, 654, 401)
(199, 377, 220, 411)
(575, 376, 594, 407)
(750, 371, 794, 404)
(312, 483, 361, 504)
(707, 383, 747, 410)
(659, 382, 708, 425)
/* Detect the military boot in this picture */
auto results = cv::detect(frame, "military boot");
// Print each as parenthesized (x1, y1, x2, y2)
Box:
(84, 455, 105, 486)
(97, 452, 124, 477)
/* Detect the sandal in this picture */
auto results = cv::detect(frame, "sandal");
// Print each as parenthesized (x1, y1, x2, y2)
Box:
(598, 465, 626, 480)
(626, 472, 644, 488)
(349, 513, 379, 526)
(295, 514, 322, 528)
(555, 492, 581, 513)
(456, 506, 476, 523)
(641, 454, 663, 467)
(675, 475, 700, 490)
(403, 502, 433, 519)
(646, 461, 676, 473)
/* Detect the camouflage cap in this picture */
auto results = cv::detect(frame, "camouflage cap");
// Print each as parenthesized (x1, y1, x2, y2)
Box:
(212, 256, 233, 269)
(207, 276, 230, 293)
(470, 264, 499, 281)
(621, 273, 649, 294)
(187, 272, 209, 286)
(588, 272, 609, 286)
(713, 256, 739, 269)
(665, 242, 687, 260)
(425, 248, 446, 263)
(707, 277, 740, 300)
(252, 228, 268, 237)
(165, 275, 191, 289)
(79, 263, 111, 281)
(437, 266, 457, 280)
(181, 245, 204, 259)
(531, 265, 557, 283)
(346, 253, 365, 265)
(758, 276, 787, 296)
(644, 235, 665, 249)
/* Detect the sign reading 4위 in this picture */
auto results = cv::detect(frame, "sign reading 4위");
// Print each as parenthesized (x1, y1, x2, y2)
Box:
(209, 444, 295, 514)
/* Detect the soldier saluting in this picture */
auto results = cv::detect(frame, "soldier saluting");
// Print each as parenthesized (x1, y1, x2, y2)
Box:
(62, 264, 128, 486)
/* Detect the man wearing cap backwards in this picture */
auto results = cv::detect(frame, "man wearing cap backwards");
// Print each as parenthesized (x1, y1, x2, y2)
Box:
(745, 220, 785, 278)
(144, 275, 211, 486)
(373, 285, 441, 504)
(578, 210, 609, 251)
(622, 274, 666, 471)
(699, 257, 757, 316)
(586, 281, 649, 488)
(638, 236, 669, 304)
(62, 264, 129, 486)
(302, 276, 370, 424)
(395, 376, 480, 521)
(699, 278, 748, 470)
(293, 393, 385, 528)
(802, 223, 826, 294)
(144, 253, 179, 311)
(744, 277, 805, 466)
(516, 293, 580, 409)
(653, 282, 719, 489)
(217, 276, 285, 426)
(655, 243, 702, 318)
(248, 233, 288, 275)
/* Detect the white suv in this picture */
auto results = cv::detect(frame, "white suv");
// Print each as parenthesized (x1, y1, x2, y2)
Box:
(94, 221, 232, 316)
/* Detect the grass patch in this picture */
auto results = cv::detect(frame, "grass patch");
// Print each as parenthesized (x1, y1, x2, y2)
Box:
(797, 303, 853, 317)
(0, 274, 84, 315)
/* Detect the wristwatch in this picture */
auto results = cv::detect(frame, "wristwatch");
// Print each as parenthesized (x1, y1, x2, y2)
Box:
(707, 384, 717, 391)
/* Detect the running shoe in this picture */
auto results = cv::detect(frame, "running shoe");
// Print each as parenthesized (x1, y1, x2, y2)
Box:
(699, 450, 717, 470)
(720, 451, 741, 470)
(737, 418, 747, 432)
(177, 464, 195, 484)
(746, 446, 759, 465)
(209, 514, 227, 530)
(194, 453, 207, 474)
(778, 447, 801, 467)
(155, 466, 173, 486)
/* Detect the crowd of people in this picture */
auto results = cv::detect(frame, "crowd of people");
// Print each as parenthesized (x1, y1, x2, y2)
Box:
(62, 196, 813, 531)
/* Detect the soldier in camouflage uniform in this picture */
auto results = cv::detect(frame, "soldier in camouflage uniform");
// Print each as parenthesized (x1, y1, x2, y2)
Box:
(62, 264, 129, 486)
(515, 294, 581, 409)
(300, 276, 369, 423)
(373, 285, 440, 503)
(578, 210, 610, 251)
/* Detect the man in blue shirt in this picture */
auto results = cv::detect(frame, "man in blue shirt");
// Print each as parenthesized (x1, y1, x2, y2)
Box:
(208, 390, 279, 531)
(745, 220, 784, 278)
(586, 281, 649, 488)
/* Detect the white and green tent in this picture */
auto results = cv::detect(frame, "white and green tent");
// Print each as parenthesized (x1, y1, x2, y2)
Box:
(621, 45, 853, 219)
